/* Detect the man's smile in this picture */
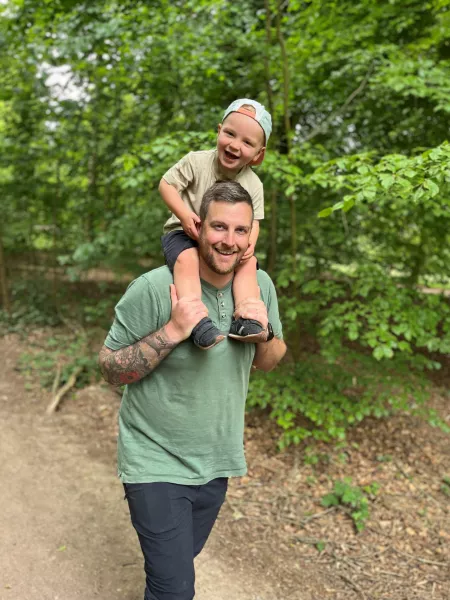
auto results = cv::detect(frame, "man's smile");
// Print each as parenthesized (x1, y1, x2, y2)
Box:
(214, 247, 236, 256)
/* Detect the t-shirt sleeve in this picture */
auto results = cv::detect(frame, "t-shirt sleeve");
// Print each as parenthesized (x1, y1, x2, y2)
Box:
(162, 152, 195, 193)
(258, 272, 283, 340)
(252, 180, 264, 220)
(104, 276, 163, 350)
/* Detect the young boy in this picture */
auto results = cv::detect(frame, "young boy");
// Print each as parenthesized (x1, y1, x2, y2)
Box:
(159, 98, 271, 349)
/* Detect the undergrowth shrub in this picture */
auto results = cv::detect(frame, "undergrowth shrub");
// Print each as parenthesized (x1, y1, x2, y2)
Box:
(0, 277, 120, 334)
(0, 279, 62, 332)
(247, 261, 450, 448)
(247, 351, 431, 448)
(18, 332, 100, 390)
(321, 478, 380, 532)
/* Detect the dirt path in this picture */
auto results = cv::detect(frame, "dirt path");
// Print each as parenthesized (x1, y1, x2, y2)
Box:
(3, 329, 448, 600)
(0, 336, 279, 600)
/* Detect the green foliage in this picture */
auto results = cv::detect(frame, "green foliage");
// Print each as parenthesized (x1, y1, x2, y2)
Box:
(247, 258, 449, 446)
(248, 351, 430, 448)
(0, 279, 62, 334)
(321, 478, 380, 532)
(18, 331, 99, 391)
(1, 0, 450, 448)
(282, 261, 450, 364)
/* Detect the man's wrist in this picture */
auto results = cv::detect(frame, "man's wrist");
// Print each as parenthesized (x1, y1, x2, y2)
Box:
(164, 321, 186, 345)
(264, 322, 274, 342)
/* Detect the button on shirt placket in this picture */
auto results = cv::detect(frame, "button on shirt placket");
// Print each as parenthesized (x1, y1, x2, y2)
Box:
(218, 292, 227, 324)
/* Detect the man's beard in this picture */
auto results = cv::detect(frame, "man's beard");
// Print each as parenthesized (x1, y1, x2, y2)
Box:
(199, 237, 242, 275)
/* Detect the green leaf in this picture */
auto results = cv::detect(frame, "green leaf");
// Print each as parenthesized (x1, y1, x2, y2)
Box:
(423, 179, 439, 197)
(318, 207, 333, 218)
(380, 174, 394, 190)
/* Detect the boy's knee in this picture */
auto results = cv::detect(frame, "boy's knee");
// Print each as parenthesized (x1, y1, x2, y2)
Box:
(176, 247, 199, 266)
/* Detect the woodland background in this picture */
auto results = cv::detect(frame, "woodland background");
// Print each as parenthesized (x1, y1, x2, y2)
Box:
(1, 0, 450, 447)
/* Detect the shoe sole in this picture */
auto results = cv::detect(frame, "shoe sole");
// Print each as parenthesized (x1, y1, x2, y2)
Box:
(228, 332, 267, 343)
(196, 335, 226, 350)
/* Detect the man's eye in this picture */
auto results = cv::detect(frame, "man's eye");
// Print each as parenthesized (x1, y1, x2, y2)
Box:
(215, 225, 225, 230)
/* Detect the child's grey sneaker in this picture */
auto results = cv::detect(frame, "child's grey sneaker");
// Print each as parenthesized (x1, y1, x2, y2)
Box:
(191, 317, 225, 350)
(228, 318, 267, 343)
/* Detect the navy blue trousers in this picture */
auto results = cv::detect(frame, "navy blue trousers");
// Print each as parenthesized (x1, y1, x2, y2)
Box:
(124, 478, 228, 600)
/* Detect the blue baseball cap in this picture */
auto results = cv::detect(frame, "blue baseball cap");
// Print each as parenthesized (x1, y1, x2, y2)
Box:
(222, 98, 272, 145)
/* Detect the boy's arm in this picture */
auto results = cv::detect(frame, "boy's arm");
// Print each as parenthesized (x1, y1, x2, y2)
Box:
(241, 220, 260, 262)
(159, 179, 200, 240)
(249, 219, 260, 248)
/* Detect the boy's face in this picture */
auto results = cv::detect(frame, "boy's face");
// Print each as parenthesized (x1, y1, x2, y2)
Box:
(217, 112, 265, 175)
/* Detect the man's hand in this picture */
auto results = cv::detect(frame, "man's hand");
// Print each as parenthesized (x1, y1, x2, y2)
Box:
(233, 292, 269, 330)
(240, 241, 255, 264)
(180, 211, 201, 240)
(166, 284, 208, 342)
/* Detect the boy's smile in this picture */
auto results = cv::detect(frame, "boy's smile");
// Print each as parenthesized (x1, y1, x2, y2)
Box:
(217, 112, 265, 175)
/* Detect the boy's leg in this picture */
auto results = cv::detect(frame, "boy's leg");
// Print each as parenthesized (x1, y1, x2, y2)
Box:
(229, 257, 266, 343)
(162, 231, 224, 350)
(124, 482, 196, 600)
(173, 247, 202, 300)
(174, 249, 225, 349)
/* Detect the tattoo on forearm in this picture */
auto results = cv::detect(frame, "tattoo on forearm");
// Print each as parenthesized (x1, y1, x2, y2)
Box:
(99, 326, 178, 386)
(147, 333, 175, 357)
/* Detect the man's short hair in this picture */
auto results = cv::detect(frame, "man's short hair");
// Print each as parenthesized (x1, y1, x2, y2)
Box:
(199, 181, 254, 222)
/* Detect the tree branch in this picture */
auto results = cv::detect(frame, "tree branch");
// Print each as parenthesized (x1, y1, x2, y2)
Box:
(299, 65, 374, 144)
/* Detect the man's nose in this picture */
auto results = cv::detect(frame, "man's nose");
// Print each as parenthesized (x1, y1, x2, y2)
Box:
(223, 229, 236, 247)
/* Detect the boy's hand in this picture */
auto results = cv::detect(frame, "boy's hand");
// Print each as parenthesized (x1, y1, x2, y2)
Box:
(240, 242, 255, 263)
(180, 212, 201, 240)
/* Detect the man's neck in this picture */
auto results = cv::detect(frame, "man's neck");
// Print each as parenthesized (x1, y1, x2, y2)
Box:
(198, 259, 234, 289)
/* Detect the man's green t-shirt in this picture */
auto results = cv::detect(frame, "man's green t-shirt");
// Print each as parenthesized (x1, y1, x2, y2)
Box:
(105, 266, 283, 485)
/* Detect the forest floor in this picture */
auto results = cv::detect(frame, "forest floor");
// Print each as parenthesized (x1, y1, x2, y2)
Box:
(1, 328, 449, 600)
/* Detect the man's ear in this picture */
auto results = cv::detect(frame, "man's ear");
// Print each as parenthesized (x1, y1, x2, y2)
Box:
(250, 146, 266, 166)
(195, 219, 202, 235)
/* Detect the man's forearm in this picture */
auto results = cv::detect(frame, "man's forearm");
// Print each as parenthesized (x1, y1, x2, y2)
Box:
(252, 337, 286, 373)
(99, 323, 181, 386)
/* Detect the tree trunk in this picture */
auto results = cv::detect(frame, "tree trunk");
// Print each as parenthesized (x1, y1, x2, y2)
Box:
(0, 229, 11, 314)
(264, 0, 278, 274)
(276, 1, 297, 266)
(265, 188, 276, 274)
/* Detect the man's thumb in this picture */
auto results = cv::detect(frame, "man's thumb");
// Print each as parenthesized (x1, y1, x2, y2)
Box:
(170, 284, 178, 305)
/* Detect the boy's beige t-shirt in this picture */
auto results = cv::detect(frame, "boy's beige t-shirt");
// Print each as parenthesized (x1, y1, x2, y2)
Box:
(162, 149, 264, 233)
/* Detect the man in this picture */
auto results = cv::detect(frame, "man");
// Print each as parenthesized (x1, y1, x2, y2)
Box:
(99, 180, 286, 600)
